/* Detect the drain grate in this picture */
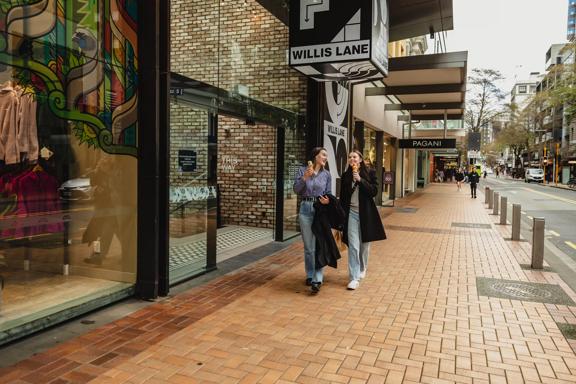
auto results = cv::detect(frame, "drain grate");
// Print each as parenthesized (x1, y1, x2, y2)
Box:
(558, 323, 576, 340)
(395, 207, 419, 213)
(476, 277, 575, 305)
(519, 264, 554, 272)
(452, 222, 492, 229)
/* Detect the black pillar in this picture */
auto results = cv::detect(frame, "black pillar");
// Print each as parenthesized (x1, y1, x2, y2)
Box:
(136, 0, 170, 299)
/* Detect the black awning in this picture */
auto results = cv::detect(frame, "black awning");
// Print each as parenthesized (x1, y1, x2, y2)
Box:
(258, 0, 453, 42)
(367, 51, 468, 120)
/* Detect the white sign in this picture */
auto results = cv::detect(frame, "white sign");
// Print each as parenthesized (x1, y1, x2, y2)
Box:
(468, 150, 481, 159)
(290, 40, 370, 65)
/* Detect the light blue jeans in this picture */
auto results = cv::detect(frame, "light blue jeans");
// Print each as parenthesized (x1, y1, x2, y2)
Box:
(347, 209, 370, 281)
(299, 201, 323, 283)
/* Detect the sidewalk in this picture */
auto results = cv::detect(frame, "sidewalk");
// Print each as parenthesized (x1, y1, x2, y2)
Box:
(3, 184, 576, 383)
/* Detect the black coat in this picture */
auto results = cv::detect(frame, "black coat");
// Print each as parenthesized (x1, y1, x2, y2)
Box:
(469, 172, 480, 185)
(339, 166, 386, 245)
(312, 194, 345, 269)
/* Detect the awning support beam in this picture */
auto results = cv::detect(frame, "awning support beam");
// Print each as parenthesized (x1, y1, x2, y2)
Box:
(366, 83, 464, 96)
(385, 102, 464, 111)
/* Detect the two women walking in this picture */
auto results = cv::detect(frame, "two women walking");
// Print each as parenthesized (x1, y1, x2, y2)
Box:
(293, 148, 386, 294)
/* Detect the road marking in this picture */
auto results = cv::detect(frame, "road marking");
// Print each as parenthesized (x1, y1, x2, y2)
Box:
(521, 211, 527, 215)
(509, 191, 517, 194)
(549, 230, 561, 237)
(522, 188, 576, 206)
(566, 241, 576, 251)
(527, 215, 533, 220)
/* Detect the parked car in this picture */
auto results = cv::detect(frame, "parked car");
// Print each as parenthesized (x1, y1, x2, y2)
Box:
(58, 178, 94, 201)
(524, 168, 544, 183)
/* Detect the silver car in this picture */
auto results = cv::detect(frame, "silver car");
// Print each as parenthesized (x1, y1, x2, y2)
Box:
(58, 178, 94, 201)
(524, 168, 544, 183)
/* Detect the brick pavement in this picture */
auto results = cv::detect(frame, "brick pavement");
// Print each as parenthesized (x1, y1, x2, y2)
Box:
(3, 184, 576, 383)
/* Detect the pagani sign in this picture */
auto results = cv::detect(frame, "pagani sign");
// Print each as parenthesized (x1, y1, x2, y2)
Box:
(289, 0, 389, 82)
(399, 139, 457, 149)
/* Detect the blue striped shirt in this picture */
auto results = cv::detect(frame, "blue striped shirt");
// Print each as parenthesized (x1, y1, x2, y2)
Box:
(293, 166, 332, 198)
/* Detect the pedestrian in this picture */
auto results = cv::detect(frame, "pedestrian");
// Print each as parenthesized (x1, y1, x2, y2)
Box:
(439, 169, 445, 183)
(293, 147, 331, 294)
(339, 150, 386, 290)
(455, 168, 464, 191)
(483, 170, 487, 179)
(495, 169, 500, 178)
(469, 168, 480, 198)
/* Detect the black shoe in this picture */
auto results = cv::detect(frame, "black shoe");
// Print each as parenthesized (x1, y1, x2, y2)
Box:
(305, 278, 312, 286)
(310, 282, 321, 294)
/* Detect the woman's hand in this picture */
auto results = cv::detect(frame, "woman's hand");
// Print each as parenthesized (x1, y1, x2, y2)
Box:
(352, 171, 361, 183)
(303, 167, 314, 181)
(318, 195, 330, 205)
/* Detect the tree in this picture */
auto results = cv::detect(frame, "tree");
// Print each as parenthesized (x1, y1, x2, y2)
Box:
(465, 68, 506, 133)
(494, 104, 533, 170)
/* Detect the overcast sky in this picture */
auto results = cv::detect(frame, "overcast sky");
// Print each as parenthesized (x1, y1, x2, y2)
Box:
(442, 0, 569, 99)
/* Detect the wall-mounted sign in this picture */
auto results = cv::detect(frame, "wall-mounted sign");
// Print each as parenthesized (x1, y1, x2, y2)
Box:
(323, 82, 349, 194)
(399, 139, 457, 149)
(289, 0, 388, 82)
(178, 150, 197, 172)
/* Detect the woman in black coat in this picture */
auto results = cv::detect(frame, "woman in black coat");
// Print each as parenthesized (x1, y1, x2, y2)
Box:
(339, 150, 386, 290)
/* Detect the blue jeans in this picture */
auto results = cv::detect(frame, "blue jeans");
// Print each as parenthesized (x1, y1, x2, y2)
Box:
(299, 201, 323, 283)
(347, 210, 370, 281)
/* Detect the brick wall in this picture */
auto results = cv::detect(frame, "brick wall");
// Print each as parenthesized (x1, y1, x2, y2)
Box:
(170, 0, 309, 233)
(217, 116, 276, 228)
(170, 0, 307, 114)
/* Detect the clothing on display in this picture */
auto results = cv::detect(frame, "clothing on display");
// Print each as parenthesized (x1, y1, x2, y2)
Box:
(0, 81, 39, 165)
(0, 165, 64, 239)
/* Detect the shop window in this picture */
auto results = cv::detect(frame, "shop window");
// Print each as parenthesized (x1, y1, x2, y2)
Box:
(0, 0, 138, 344)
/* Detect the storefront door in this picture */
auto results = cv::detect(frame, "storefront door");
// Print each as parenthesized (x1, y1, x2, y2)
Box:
(168, 97, 216, 284)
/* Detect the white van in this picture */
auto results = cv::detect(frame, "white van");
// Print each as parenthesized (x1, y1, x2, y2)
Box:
(525, 168, 544, 183)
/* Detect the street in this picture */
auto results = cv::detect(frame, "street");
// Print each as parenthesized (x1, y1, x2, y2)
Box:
(478, 175, 576, 289)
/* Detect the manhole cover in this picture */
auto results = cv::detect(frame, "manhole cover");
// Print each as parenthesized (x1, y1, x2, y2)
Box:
(490, 282, 553, 300)
(476, 277, 576, 305)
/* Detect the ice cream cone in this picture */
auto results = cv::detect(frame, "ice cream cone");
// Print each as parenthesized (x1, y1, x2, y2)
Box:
(307, 161, 314, 169)
(352, 163, 358, 173)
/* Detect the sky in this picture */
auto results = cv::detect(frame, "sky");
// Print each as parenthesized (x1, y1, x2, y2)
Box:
(442, 0, 569, 99)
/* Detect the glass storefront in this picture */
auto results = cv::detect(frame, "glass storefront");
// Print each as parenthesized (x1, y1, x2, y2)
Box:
(0, 0, 138, 343)
(169, 0, 308, 282)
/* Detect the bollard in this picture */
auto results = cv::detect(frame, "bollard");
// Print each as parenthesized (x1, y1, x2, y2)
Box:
(512, 204, 521, 241)
(485, 187, 491, 204)
(488, 190, 494, 209)
(493, 192, 500, 215)
(531, 218, 545, 269)
(500, 196, 508, 225)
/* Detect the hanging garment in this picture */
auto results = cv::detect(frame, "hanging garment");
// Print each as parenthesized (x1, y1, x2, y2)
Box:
(16, 89, 39, 161)
(0, 87, 20, 165)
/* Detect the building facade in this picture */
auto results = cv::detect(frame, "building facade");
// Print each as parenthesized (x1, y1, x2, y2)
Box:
(0, 0, 462, 345)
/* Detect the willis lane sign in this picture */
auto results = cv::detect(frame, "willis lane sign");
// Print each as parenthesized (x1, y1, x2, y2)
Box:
(289, 0, 389, 82)
(399, 139, 457, 149)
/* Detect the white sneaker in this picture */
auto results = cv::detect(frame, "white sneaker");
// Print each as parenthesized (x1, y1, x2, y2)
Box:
(359, 270, 366, 279)
(347, 280, 360, 290)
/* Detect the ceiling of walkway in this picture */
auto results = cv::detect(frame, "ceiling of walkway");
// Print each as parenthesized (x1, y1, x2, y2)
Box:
(367, 51, 468, 120)
(257, 0, 454, 42)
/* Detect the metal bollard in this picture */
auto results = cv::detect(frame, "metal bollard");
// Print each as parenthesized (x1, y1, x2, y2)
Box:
(488, 190, 494, 209)
(512, 204, 521, 241)
(485, 187, 491, 204)
(500, 196, 508, 225)
(531, 218, 545, 269)
(493, 192, 500, 215)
